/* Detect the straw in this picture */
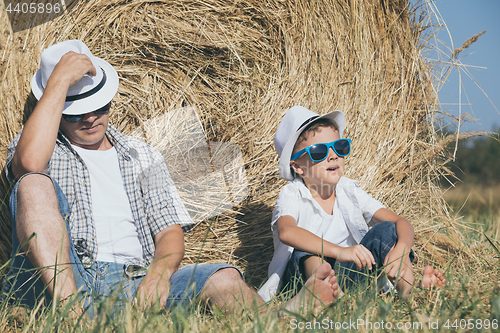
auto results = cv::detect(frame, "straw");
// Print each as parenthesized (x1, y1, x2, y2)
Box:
(0, 0, 478, 283)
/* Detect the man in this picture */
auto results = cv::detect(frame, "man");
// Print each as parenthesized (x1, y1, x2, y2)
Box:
(2, 40, 338, 315)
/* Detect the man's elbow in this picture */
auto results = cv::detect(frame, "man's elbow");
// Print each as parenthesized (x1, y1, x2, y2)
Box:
(12, 158, 48, 179)
(155, 224, 185, 243)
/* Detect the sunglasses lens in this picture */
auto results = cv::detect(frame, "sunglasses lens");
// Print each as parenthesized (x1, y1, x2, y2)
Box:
(334, 139, 350, 156)
(61, 103, 110, 123)
(309, 144, 328, 161)
(62, 114, 82, 123)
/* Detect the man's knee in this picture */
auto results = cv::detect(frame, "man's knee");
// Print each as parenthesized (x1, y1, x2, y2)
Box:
(206, 267, 244, 290)
(15, 173, 63, 217)
(17, 173, 56, 199)
(14, 173, 67, 236)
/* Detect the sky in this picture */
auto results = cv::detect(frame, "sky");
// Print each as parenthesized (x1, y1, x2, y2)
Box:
(427, 0, 500, 133)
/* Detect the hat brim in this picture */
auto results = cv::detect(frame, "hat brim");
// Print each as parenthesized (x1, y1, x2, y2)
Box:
(278, 110, 345, 181)
(31, 57, 119, 115)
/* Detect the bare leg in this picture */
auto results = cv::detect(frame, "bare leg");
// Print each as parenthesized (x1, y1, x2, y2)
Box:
(16, 174, 77, 301)
(418, 266, 446, 289)
(199, 267, 266, 313)
(284, 262, 339, 313)
(199, 262, 339, 314)
(301, 255, 323, 280)
(394, 256, 414, 296)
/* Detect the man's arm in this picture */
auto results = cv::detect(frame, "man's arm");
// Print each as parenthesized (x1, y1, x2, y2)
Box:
(11, 52, 96, 179)
(277, 215, 375, 270)
(136, 224, 185, 308)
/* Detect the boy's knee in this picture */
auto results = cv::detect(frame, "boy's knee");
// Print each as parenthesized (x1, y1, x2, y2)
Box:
(372, 221, 396, 236)
(362, 221, 397, 251)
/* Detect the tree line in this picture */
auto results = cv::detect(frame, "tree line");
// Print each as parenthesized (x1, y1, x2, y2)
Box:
(443, 127, 500, 186)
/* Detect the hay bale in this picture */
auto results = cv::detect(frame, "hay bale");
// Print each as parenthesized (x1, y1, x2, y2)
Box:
(0, 0, 465, 285)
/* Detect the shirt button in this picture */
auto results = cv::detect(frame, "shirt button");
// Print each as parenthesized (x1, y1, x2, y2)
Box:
(82, 181, 86, 185)
(88, 209, 91, 213)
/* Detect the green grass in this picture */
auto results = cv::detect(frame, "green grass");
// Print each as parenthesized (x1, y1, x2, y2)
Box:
(1, 258, 499, 332)
(444, 185, 500, 246)
(0, 278, 499, 332)
(1, 186, 499, 332)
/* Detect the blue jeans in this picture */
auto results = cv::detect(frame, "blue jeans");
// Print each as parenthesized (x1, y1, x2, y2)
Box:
(283, 221, 415, 292)
(2, 173, 240, 316)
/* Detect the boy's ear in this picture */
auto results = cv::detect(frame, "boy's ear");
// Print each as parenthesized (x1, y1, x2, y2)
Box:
(290, 160, 304, 175)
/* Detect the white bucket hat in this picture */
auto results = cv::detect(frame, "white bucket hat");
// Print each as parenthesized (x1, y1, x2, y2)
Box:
(274, 106, 346, 181)
(31, 40, 119, 115)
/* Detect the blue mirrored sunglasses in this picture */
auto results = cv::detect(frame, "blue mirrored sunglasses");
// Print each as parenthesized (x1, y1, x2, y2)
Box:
(291, 138, 351, 162)
(62, 103, 111, 123)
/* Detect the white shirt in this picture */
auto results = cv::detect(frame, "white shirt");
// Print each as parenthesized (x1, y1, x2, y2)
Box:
(317, 200, 356, 248)
(258, 176, 385, 301)
(72, 145, 143, 263)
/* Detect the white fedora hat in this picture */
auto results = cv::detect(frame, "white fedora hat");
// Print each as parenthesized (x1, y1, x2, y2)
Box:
(31, 40, 119, 115)
(274, 106, 346, 181)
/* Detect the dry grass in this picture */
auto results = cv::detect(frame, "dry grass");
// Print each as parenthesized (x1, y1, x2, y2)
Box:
(0, 0, 488, 293)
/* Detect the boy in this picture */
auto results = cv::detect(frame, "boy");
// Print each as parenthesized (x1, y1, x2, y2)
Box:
(258, 106, 445, 302)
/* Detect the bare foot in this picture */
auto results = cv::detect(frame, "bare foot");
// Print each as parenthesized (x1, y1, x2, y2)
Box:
(419, 265, 445, 289)
(285, 262, 339, 313)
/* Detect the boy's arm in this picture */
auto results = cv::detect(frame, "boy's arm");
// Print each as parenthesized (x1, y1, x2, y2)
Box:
(276, 215, 375, 270)
(372, 208, 414, 280)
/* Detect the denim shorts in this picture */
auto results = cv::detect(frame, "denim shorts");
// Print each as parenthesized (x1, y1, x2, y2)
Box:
(2, 172, 241, 316)
(282, 221, 415, 293)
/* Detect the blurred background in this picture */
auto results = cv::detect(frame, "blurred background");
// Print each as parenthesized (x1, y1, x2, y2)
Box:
(431, 0, 500, 237)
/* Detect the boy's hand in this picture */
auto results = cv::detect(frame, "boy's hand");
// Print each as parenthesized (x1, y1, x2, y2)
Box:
(383, 244, 411, 282)
(336, 245, 376, 270)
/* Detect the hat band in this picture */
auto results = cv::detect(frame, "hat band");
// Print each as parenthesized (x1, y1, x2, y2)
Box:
(298, 115, 319, 130)
(65, 68, 107, 102)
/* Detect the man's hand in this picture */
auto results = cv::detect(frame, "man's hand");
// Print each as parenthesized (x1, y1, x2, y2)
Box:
(383, 243, 411, 282)
(134, 224, 184, 309)
(136, 270, 171, 308)
(335, 245, 376, 270)
(47, 51, 97, 91)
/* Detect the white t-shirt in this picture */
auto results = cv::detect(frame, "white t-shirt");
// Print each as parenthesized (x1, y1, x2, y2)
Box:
(316, 200, 356, 248)
(72, 145, 143, 263)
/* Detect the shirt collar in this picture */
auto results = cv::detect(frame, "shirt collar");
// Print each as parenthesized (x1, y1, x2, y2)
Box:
(290, 177, 342, 200)
(289, 177, 339, 217)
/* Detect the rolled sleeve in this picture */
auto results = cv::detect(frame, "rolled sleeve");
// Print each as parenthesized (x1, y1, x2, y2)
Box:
(353, 183, 385, 224)
(143, 151, 195, 236)
(271, 183, 300, 227)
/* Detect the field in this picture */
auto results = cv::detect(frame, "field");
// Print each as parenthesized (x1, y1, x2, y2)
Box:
(1, 189, 499, 331)
(444, 184, 500, 251)
(1, 0, 500, 331)
(1, 219, 499, 332)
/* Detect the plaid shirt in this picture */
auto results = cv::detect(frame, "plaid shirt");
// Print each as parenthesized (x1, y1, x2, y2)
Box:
(6, 125, 194, 277)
